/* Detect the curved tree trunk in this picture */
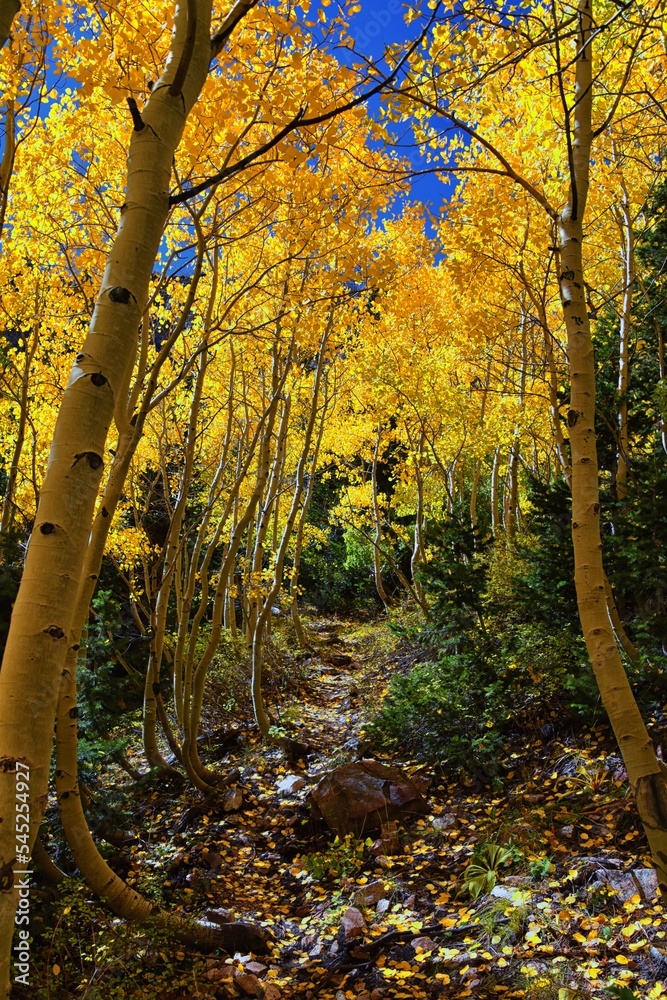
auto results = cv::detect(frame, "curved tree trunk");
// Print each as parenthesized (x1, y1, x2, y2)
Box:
(0, 3, 238, 988)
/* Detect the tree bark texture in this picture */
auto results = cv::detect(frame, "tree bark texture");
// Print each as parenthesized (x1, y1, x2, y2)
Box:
(0, 2, 214, 989)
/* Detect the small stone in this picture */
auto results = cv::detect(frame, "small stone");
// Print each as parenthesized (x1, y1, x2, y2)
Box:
(632, 867, 658, 901)
(649, 945, 667, 973)
(244, 961, 267, 974)
(376, 898, 391, 915)
(233, 970, 262, 996)
(263, 987, 281, 1000)
(490, 885, 525, 904)
(204, 907, 235, 924)
(223, 786, 243, 812)
(309, 943, 324, 958)
(328, 653, 353, 666)
(204, 962, 234, 982)
(341, 906, 367, 939)
(560, 825, 575, 838)
(277, 775, 306, 794)
(411, 936, 437, 952)
(593, 869, 639, 903)
(432, 814, 456, 832)
(352, 880, 387, 908)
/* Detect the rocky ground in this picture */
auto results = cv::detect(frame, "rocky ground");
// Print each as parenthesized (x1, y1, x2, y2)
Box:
(31, 616, 667, 1000)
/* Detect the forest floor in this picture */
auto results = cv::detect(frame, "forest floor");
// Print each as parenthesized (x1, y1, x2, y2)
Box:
(33, 614, 667, 1000)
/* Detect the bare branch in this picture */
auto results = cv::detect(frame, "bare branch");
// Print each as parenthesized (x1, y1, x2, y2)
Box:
(210, 0, 259, 59)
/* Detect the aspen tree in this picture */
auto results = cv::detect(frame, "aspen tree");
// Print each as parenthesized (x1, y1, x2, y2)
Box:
(405, 0, 667, 893)
(250, 318, 332, 733)
(0, 1, 256, 987)
(546, 8, 667, 884)
(611, 175, 635, 499)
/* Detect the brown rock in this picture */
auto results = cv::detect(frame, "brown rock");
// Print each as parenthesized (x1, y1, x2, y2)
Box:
(263, 987, 281, 1000)
(411, 936, 437, 952)
(233, 970, 262, 996)
(208, 921, 273, 955)
(341, 906, 367, 939)
(327, 653, 353, 666)
(244, 961, 267, 975)
(203, 961, 234, 982)
(309, 760, 429, 836)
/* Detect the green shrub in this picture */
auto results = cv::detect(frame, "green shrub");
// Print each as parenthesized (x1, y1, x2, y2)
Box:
(366, 652, 504, 772)
(203, 626, 250, 719)
(301, 834, 372, 882)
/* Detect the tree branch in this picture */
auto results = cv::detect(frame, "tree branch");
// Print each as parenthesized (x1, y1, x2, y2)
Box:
(210, 0, 259, 60)
(171, 7, 438, 206)
(169, 0, 198, 97)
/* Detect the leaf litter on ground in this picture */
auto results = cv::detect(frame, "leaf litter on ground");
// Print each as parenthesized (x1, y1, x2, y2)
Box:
(34, 615, 667, 1000)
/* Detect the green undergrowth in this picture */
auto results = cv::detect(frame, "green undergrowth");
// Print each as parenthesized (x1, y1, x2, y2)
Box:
(367, 500, 667, 777)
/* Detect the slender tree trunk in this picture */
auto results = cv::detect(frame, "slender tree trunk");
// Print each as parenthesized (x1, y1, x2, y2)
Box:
(505, 314, 527, 544)
(490, 446, 501, 535)
(546, 329, 572, 486)
(183, 381, 285, 778)
(615, 185, 634, 499)
(412, 447, 427, 605)
(252, 326, 329, 733)
(290, 370, 330, 647)
(557, 0, 667, 900)
(0, 99, 16, 243)
(470, 459, 481, 538)
(0, 321, 39, 533)
(371, 431, 390, 609)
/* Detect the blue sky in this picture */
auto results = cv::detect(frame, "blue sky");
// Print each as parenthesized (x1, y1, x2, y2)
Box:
(342, 0, 448, 223)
